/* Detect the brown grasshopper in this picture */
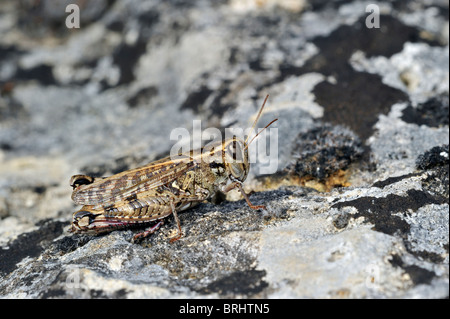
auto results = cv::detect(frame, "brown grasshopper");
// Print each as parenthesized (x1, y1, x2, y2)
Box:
(69, 95, 277, 243)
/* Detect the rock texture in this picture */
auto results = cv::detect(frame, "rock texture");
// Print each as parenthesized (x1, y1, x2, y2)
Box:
(0, 0, 448, 298)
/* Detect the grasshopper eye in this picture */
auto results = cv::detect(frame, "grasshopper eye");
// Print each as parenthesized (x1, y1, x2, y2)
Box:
(223, 139, 248, 182)
(225, 140, 244, 163)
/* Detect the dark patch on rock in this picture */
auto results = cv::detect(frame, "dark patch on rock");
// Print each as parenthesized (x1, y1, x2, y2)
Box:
(137, 8, 161, 30)
(278, 14, 434, 81)
(0, 220, 65, 276)
(416, 145, 449, 200)
(421, 165, 449, 200)
(401, 265, 437, 285)
(112, 39, 148, 86)
(286, 123, 363, 181)
(0, 142, 13, 151)
(197, 268, 268, 296)
(127, 86, 159, 108)
(408, 249, 445, 264)
(180, 85, 213, 113)
(89, 289, 112, 298)
(39, 286, 68, 299)
(208, 86, 234, 120)
(372, 173, 419, 189)
(48, 234, 92, 256)
(248, 56, 266, 71)
(389, 254, 437, 285)
(0, 44, 25, 61)
(315, 72, 409, 141)
(303, 15, 442, 141)
(15, 64, 56, 86)
(332, 189, 446, 235)
(276, 15, 442, 142)
(307, 15, 437, 74)
(32, 185, 48, 194)
(106, 19, 125, 32)
(402, 95, 449, 128)
(180, 82, 234, 120)
(416, 144, 449, 170)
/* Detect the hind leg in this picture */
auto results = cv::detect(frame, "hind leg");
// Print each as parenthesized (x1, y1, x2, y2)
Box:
(132, 220, 164, 242)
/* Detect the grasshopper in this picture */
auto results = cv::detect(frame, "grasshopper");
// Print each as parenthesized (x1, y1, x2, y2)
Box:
(69, 95, 277, 243)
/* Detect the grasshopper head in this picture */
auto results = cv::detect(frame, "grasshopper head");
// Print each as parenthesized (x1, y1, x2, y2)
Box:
(222, 137, 249, 183)
(220, 95, 277, 184)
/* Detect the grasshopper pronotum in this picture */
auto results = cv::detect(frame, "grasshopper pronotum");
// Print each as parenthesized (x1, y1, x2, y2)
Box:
(69, 95, 277, 242)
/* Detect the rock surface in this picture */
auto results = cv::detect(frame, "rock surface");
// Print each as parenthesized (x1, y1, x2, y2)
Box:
(0, 0, 448, 298)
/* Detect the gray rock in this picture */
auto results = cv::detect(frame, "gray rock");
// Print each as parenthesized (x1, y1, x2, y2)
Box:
(0, 0, 448, 299)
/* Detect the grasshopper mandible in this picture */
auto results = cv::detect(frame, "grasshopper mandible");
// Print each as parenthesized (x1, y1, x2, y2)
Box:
(69, 95, 277, 243)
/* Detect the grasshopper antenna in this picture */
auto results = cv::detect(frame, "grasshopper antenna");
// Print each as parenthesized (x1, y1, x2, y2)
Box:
(244, 118, 278, 150)
(245, 95, 270, 145)
(244, 95, 277, 150)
